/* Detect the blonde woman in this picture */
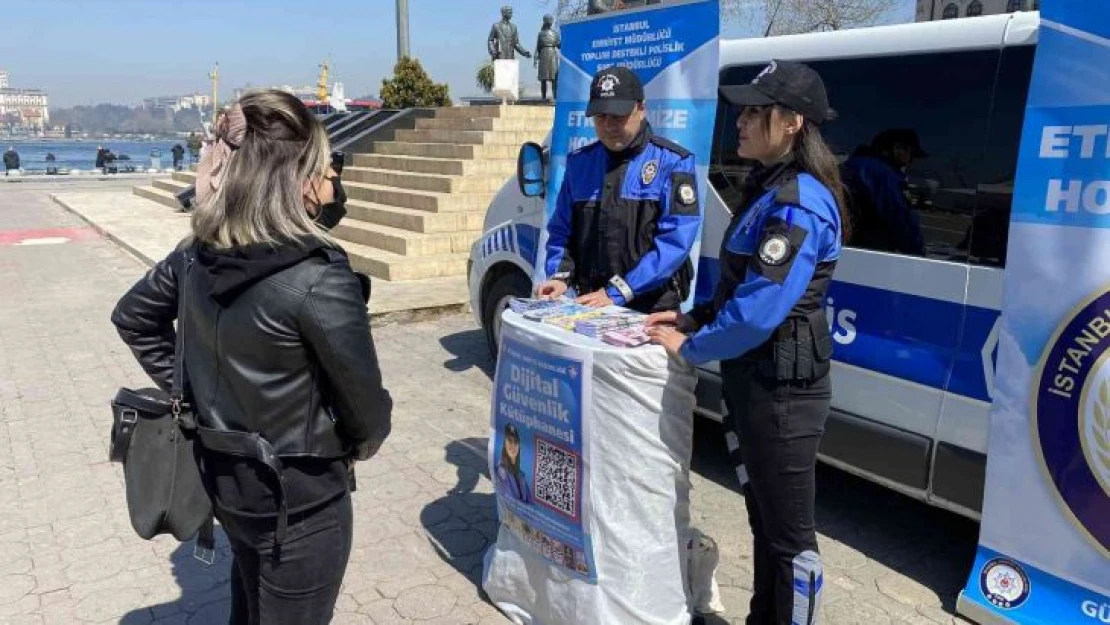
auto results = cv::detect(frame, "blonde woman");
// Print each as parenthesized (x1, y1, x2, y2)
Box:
(112, 89, 391, 625)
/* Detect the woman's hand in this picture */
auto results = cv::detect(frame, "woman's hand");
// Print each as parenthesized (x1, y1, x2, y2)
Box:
(645, 311, 699, 333)
(647, 325, 688, 357)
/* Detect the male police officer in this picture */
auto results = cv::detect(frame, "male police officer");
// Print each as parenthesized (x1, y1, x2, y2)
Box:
(842, 128, 928, 255)
(535, 66, 701, 313)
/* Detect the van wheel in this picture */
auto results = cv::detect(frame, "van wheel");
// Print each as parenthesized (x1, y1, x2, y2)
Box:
(482, 270, 532, 359)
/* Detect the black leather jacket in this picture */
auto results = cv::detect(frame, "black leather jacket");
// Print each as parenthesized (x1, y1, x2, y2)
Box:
(111, 239, 392, 463)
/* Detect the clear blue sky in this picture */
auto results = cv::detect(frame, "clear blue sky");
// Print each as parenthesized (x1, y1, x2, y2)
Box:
(0, 0, 914, 108)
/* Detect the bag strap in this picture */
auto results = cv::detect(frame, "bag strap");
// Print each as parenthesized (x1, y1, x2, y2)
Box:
(171, 247, 193, 416)
(171, 245, 217, 564)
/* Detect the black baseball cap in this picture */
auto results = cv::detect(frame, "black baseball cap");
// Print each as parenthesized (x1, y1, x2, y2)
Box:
(586, 66, 644, 117)
(719, 60, 835, 124)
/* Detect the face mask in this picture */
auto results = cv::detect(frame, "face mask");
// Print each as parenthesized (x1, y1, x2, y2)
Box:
(314, 177, 348, 230)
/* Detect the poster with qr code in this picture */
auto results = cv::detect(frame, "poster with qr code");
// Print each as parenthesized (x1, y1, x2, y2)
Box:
(491, 328, 597, 583)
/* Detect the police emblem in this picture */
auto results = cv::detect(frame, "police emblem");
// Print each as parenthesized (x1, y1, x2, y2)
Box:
(978, 558, 1030, 609)
(753, 60, 778, 84)
(598, 74, 619, 97)
(678, 183, 696, 206)
(758, 234, 790, 266)
(641, 160, 658, 185)
(1034, 288, 1110, 556)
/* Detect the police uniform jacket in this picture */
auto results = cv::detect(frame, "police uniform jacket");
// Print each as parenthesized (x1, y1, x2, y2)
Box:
(681, 158, 841, 368)
(842, 147, 924, 255)
(544, 122, 701, 313)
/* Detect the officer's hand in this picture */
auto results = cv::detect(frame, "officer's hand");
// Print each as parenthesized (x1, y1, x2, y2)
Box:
(536, 280, 568, 300)
(645, 311, 678, 328)
(576, 290, 613, 308)
(647, 325, 687, 357)
(645, 311, 699, 333)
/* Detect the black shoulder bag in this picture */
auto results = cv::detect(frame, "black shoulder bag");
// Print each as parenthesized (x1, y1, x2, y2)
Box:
(108, 247, 216, 564)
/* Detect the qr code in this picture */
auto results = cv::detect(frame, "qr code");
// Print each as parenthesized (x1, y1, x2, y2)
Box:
(534, 438, 579, 519)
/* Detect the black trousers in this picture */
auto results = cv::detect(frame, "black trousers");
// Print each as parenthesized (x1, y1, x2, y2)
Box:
(216, 493, 353, 625)
(721, 359, 830, 625)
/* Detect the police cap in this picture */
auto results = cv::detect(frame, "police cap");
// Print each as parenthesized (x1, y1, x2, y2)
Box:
(586, 66, 644, 117)
(719, 60, 835, 124)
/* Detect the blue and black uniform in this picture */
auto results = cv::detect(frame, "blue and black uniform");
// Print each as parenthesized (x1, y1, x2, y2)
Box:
(841, 147, 924, 255)
(544, 122, 701, 313)
(683, 157, 840, 625)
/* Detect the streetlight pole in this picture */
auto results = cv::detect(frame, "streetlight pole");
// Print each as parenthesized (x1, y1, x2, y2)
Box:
(396, 0, 410, 62)
(209, 63, 219, 119)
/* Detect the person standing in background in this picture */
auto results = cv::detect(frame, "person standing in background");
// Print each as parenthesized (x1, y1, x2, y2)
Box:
(171, 143, 185, 171)
(4, 146, 20, 176)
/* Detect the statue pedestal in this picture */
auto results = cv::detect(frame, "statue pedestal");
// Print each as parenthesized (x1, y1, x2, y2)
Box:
(493, 59, 520, 103)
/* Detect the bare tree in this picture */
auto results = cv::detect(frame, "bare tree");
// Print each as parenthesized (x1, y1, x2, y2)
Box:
(745, 0, 897, 35)
(539, 0, 751, 25)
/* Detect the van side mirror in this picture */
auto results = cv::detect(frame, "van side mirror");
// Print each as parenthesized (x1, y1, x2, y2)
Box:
(517, 142, 546, 198)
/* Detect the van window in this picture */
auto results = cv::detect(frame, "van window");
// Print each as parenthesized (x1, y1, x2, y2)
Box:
(964, 44, 1035, 268)
(711, 49, 1008, 265)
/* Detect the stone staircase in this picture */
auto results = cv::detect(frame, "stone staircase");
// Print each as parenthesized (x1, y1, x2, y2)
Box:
(131, 105, 554, 282)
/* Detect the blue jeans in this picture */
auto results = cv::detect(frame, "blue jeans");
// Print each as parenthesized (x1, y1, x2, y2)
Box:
(218, 493, 353, 625)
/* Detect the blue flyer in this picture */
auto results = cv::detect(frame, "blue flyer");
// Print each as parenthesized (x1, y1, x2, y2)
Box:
(491, 329, 596, 582)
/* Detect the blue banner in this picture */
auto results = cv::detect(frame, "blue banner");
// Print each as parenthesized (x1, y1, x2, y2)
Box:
(958, 3, 1110, 623)
(491, 334, 596, 582)
(534, 0, 721, 309)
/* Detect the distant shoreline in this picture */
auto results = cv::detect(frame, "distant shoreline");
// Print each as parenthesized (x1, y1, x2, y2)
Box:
(3, 137, 188, 143)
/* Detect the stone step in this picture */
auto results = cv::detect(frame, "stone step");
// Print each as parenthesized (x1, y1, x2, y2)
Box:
(332, 219, 479, 256)
(373, 141, 520, 160)
(393, 129, 543, 146)
(415, 116, 545, 132)
(351, 153, 517, 177)
(133, 185, 181, 210)
(434, 104, 556, 121)
(343, 181, 490, 213)
(153, 178, 190, 194)
(343, 167, 506, 194)
(346, 200, 484, 234)
(172, 170, 196, 184)
(338, 240, 469, 281)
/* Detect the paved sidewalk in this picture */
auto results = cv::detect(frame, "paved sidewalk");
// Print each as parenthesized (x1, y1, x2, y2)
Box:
(50, 191, 470, 319)
(1, 183, 980, 624)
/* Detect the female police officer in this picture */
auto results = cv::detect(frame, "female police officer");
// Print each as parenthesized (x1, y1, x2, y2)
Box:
(646, 60, 849, 625)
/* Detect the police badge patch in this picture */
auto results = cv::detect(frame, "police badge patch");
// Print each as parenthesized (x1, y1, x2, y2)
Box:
(641, 160, 658, 185)
(678, 183, 696, 206)
(758, 234, 791, 266)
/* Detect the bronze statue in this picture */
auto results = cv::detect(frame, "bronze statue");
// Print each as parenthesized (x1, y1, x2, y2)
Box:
(535, 14, 560, 101)
(488, 6, 531, 61)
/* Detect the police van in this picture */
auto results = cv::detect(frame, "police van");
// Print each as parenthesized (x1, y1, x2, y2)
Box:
(468, 11, 1040, 520)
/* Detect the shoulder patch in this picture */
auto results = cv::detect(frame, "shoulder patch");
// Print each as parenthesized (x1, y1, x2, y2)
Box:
(669, 170, 699, 217)
(750, 215, 809, 285)
(648, 135, 692, 159)
(758, 234, 791, 266)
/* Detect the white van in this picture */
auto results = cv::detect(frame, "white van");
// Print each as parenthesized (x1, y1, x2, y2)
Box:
(468, 11, 1040, 520)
